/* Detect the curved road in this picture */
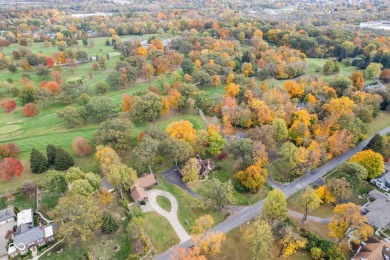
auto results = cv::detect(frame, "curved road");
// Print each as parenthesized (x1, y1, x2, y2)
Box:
(155, 126, 390, 260)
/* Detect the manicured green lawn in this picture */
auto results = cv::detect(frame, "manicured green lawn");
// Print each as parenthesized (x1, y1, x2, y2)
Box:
(0, 193, 36, 210)
(367, 111, 390, 136)
(156, 196, 171, 212)
(144, 212, 179, 253)
(288, 190, 334, 219)
(154, 178, 227, 232)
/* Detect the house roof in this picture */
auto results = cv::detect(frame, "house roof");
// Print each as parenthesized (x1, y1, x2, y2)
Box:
(366, 190, 390, 228)
(130, 186, 147, 202)
(0, 206, 15, 222)
(17, 209, 33, 226)
(138, 173, 157, 189)
(369, 189, 388, 200)
(15, 223, 31, 235)
(352, 238, 390, 260)
(14, 226, 45, 246)
(102, 177, 115, 191)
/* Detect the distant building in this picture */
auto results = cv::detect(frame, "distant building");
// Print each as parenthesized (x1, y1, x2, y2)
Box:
(130, 186, 148, 203)
(360, 21, 390, 31)
(138, 173, 158, 189)
(17, 209, 33, 227)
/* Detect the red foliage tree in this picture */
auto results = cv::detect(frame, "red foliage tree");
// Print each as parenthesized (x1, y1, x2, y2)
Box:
(72, 137, 91, 156)
(46, 57, 55, 68)
(0, 143, 20, 158)
(39, 81, 59, 95)
(148, 86, 160, 95)
(0, 99, 16, 113)
(22, 103, 39, 117)
(0, 158, 24, 181)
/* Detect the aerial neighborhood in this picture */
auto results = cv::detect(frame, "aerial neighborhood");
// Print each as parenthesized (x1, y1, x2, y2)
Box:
(0, 0, 390, 259)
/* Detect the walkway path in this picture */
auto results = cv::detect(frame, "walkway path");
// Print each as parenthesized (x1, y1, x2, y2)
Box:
(146, 189, 191, 243)
(287, 210, 331, 224)
(35, 211, 53, 224)
(155, 126, 390, 260)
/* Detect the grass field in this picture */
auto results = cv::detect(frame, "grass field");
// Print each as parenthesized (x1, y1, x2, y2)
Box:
(156, 196, 171, 212)
(367, 111, 390, 136)
(144, 212, 179, 253)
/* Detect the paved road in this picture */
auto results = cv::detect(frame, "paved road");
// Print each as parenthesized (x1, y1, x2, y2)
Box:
(155, 126, 390, 260)
(147, 189, 191, 243)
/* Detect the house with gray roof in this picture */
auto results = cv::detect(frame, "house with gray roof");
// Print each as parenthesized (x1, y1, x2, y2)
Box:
(363, 190, 390, 229)
(8, 209, 58, 258)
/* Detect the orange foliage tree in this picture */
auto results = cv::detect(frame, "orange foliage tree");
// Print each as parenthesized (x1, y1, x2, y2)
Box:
(22, 103, 38, 117)
(166, 120, 197, 144)
(72, 137, 91, 157)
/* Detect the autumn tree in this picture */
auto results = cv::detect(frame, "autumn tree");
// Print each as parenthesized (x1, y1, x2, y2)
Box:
(262, 189, 287, 226)
(192, 231, 226, 256)
(162, 138, 193, 166)
(349, 150, 384, 179)
(327, 177, 352, 203)
(95, 146, 121, 174)
(131, 93, 163, 122)
(30, 148, 49, 173)
(203, 178, 236, 210)
(106, 164, 137, 199)
(328, 202, 374, 245)
(166, 120, 197, 144)
(284, 81, 304, 99)
(85, 97, 115, 122)
(225, 83, 240, 97)
(242, 218, 274, 260)
(46, 170, 67, 193)
(0, 158, 24, 181)
(278, 225, 307, 257)
(0, 143, 20, 158)
(0, 99, 16, 113)
(132, 136, 159, 172)
(315, 185, 336, 204)
(94, 118, 134, 151)
(22, 103, 38, 117)
(365, 62, 383, 79)
(299, 188, 321, 223)
(272, 118, 288, 142)
(208, 130, 225, 155)
(191, 215, 214, 234)
(236, 164, 267, 193)
(49, 193, 102, 245)
(349, 71, 365, 90)
(181, 158, 201, 182)
(72, 137, 91, 156)
(228, 138, 253, 169)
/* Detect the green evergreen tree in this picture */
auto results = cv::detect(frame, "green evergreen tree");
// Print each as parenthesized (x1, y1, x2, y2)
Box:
(101, 211, 119, 234)
(30, 148, 49, 173)
(54, 148, 74, 171)
(105, 39, 110, 46)
(46, 144, 57, 165)
(365, 134, 386, 153)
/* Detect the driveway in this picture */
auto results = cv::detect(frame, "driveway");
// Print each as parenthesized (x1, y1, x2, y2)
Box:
(161, 168, 201, 198)
(0, 220, 16, 257)
(146, 189, 191, 243)
(287, 210, 331, 224)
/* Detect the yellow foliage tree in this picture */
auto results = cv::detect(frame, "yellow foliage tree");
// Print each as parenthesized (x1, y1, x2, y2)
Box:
(284, 80, 304, 99)
(192, 232, 226, 256)
(213, 75, 221, 86)
(161, 97, 170, 115)
(95, 146, 121, 174)
(166, 120, 197, 144)
(226, 73, 235, 84)
(243, 63, 254, 77)
(137, 46, 147, 58)
(328, 202, 374, 245)
(225, 83, 240, 97)
(349, 150, 384, 179)
(236, 164, 267, 192)
(191, 215, 215, 234)
(278, 226, 307, 257)
(323, 96, 356, 119)
(315, 185, 336, 204)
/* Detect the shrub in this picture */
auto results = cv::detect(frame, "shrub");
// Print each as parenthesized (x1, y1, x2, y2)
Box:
(0, 143, 20, 158)
(22, 103, 38, 117)
(0, 99, 16, 113)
